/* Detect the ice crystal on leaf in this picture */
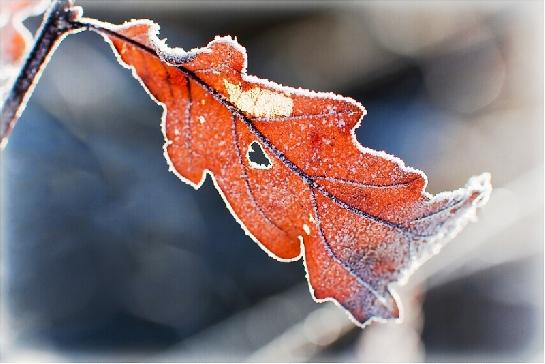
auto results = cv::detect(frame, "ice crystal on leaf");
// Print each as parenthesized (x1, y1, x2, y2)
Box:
(76, 18, 493, 326)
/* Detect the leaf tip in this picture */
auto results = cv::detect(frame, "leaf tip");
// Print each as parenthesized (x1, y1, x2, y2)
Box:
(467, 172, 493, 208)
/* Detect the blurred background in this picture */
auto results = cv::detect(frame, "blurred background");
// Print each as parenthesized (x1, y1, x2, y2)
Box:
(1, 0, 543, 362)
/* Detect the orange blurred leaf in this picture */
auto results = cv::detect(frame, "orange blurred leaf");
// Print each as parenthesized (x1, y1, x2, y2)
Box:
(93, 19, 491, 326)
(0, 0, 49, 91)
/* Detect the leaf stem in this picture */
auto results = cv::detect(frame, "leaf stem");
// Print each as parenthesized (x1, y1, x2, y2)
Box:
(0, 0, 82, 149)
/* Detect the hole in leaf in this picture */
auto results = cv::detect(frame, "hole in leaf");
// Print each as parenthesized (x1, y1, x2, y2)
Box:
(247, 141, 272, 169)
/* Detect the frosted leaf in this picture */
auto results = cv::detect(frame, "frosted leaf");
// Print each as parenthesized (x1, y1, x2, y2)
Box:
(97, 18, 492, 327)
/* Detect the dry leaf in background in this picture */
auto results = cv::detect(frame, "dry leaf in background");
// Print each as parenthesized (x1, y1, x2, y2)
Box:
(0, 0, 50, 93)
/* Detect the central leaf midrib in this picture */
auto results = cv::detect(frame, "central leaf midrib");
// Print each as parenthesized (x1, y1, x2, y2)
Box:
(83, 20, 431, 240)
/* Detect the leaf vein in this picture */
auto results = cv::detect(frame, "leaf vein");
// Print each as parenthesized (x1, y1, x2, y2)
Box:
(310, 189, 390, 307)
(231, 115, 289, 236)
(184, 78, 193, 165)
(313, 175, 416, 189)
(88, 23, 434, 241)
(254, 109, 355, 122)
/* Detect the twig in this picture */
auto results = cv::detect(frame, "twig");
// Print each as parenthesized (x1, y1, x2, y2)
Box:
(0, 0, 82, 149)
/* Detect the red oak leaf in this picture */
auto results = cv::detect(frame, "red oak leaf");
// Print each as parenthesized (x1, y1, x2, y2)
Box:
(88, 19, 491, 326)
(0, 0, 49, 92)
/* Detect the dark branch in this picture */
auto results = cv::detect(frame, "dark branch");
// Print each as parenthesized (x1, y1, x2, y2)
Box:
(0, 0, 82, 149)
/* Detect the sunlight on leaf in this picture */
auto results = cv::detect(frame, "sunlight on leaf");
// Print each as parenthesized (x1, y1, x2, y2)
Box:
(77, 18, 491, 326)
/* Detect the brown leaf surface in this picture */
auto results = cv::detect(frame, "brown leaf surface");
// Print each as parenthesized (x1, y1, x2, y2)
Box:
(92, 19, 491, 326)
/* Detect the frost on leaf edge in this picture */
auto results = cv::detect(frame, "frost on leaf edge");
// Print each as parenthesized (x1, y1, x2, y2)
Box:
(95, 17, 493, 328)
